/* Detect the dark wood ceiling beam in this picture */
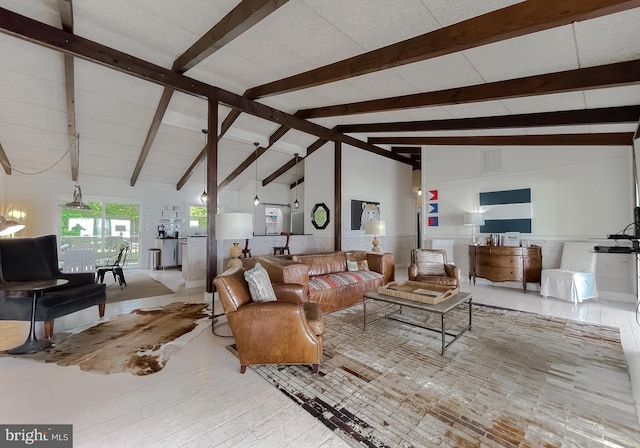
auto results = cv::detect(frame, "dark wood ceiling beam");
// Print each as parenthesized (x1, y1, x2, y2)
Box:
(263, 156, 297, 187)
(0, 8, 415, 189)
(132, 88, 175, 186)
(307, 138, 328, 156)
(369, 133, 635, 146)
(136, 1, 288, 186)
(217, 145, 268, 191)
(392, 147, 421, 154)
(299, 60, 640, 119)
(58, 0, 77, 181)
(173, 0, 289, 73)
(0, 142, 11, 174)
(246, 0, 640, 98)
(338, 105, 640, 133)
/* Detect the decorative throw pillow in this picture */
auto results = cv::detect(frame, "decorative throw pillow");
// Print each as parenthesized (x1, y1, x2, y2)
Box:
(244, 263, 277, 302)
(347, 260, 369, 271)
(416, 250, 446, 276)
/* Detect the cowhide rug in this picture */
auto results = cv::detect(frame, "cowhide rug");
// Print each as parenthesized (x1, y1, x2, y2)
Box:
(4, 302, 211, 375)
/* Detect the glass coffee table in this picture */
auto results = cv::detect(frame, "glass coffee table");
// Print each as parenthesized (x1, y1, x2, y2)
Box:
(363, 290, 473, 355)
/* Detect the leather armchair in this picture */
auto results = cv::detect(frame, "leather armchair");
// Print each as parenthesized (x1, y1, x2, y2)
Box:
(213, 266, 323, 374)
(0, 235, 106, 338)
(408, 248, 460, 290)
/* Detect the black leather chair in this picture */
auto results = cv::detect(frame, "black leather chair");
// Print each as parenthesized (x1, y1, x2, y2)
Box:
(0, 235, 106, 338)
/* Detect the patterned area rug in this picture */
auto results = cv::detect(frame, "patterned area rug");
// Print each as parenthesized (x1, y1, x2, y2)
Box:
(3, 302, 211, 375)
(248, 302, 640, 447)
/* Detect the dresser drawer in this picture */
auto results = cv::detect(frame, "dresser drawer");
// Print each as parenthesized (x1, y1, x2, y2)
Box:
(475, 246, 523, 256)
(476, 254, 522, 268)
(476, 266, 523, 282)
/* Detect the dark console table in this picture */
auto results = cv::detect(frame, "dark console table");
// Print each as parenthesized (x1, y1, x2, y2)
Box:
(469, 245, 542, 292)
(1, 279, 68, 354)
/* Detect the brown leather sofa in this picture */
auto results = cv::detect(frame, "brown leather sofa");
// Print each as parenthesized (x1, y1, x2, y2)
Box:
(245, 251, 395, 313)
(213, 266, 324, 373)
(408, 248, 460, 290)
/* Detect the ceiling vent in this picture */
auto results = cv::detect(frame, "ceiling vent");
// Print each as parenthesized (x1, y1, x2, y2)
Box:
(482, 148, 502, 175)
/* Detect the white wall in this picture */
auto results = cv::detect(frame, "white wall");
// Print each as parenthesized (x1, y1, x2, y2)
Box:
(421, 144, 636, 301)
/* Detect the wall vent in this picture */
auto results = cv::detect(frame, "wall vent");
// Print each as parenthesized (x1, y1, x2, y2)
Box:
(482, 148, 502, 174)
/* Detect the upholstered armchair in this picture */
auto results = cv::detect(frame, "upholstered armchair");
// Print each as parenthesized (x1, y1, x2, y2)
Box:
(408, 248, 460, 290)
(213, 266, 324, 374)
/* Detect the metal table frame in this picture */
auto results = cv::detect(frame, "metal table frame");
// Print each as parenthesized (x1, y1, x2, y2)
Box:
(363, 290, 473, 355)
(1, 279, 68, 354)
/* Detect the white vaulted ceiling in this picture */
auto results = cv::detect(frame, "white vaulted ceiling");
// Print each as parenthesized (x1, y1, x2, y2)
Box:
(0, 0, 639, 191)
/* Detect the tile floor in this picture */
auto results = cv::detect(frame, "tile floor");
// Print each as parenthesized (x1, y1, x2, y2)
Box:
(1, 267, 639, 447)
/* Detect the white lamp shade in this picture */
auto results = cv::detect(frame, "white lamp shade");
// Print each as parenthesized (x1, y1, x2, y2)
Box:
(364, 220, 386, 236)
(464, 212, 485, 226)
(215, 213, 253, 240)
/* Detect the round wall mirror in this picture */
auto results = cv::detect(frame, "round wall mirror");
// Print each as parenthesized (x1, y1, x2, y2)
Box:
(311, 203, 330, 229)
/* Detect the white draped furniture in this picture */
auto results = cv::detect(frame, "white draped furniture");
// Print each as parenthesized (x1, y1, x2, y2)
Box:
(540, 242, 598, 303)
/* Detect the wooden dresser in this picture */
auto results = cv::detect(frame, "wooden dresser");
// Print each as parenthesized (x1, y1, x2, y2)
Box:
(468, 245, 542, 292)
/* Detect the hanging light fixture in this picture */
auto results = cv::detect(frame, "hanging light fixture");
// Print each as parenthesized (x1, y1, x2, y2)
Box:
(417, 187, 423, 196)
(253, 142, 260, 206)
(293, 153, 300, 209)
(61, 133, 91, 210)
(0, 214, 25, 236)
(199, 129, 208, 204)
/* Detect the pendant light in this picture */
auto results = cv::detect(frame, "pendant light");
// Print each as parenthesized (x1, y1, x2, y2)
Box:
(253, 142, 260, 207)
(0, 214, 25, 236)
(199, 129, 208, 204)
(61, 133, 91, 210)
(293, 153, 300, 209)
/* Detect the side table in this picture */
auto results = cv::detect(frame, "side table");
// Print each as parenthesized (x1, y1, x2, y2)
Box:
(1, 279, 68, 354)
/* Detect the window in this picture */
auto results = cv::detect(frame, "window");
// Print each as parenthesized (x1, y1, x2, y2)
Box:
(60, 201, 140, 266)
(189, 205, 207, 228)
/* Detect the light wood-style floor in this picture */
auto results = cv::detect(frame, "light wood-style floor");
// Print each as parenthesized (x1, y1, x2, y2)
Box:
(1, 267, 639, 447)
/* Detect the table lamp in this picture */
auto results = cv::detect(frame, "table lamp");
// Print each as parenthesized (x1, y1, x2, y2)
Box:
(364, 220, 386, 252)
(464, 212, 485, 245)
(215, 213, 253, 268)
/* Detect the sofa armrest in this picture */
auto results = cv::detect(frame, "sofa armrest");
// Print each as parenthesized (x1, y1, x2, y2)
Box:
(408, 263, 418, 281)
(264, 260, 309, 292)
(366, 252, 395, 284)
(444, 264, 461, 288)
(56, 272, 96, 288)
(273, 283, 307, 303)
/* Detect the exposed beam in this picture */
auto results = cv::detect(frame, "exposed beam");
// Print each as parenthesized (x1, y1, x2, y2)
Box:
(173, 0, 289, 73)
(289, 177, 304, 189)
(263, 154, 298, 187)
(0, 142, 11, 174)
(246, 0, 640, 98)
(136, 1, 287, 186)
(132, 88, 174, 186)
(391, 147, 420, 154)
(337, 105, 640, 133)
(217, 145, 268, 192)
(368, 133, 635, 146)
(0, 9, 411, 186)
(298, 60, 640, 119)
(307, 138, 329, 156)
(58, 0, 77, 181)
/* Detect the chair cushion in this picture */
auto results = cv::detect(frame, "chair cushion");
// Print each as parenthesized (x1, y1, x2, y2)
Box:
(416, 250, 446, 276)
(244, 263, 277, 302)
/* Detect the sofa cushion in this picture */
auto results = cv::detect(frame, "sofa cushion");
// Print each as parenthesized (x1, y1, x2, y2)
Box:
(416, 250, 446, 276)
(308, 271, 382, 291)
(297, 252, 347, 276)
(0, 238, 53, 282)
(244, 263, 277, 302)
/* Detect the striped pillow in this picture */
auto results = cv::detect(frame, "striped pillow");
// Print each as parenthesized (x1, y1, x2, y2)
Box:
(416, 251, 446, 276)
